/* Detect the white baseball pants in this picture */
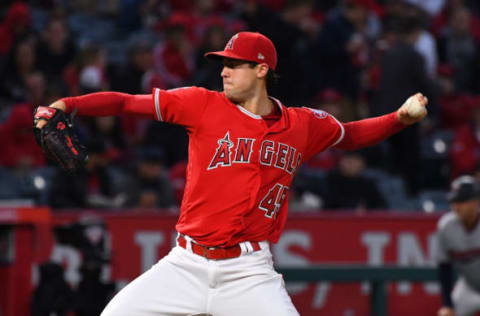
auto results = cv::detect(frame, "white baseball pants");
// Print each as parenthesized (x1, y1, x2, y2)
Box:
(101, 240, 299, 316)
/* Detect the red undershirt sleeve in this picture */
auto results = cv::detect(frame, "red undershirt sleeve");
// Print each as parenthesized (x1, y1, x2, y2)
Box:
(335, 112, 407, 151)
(61, 92, 155, 118)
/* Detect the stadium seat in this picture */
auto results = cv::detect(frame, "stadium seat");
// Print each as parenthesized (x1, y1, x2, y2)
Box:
(68, 13, 116, 46)
(420, 129, 453, 189)
(365, 168, 417, 211)
(417, 189, 450, 213)
(29, 167, 56, 206)
(31, 8, 49, 32)
(420, 129, 453, 159)
(0, 167, 21, 200)
(292, 166, 327, 197)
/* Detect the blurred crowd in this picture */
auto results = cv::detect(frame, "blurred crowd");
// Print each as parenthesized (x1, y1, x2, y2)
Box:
(1, 0, 480, 213)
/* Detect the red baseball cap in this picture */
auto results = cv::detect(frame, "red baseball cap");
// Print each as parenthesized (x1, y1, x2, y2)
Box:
(204, 32, 277, 70)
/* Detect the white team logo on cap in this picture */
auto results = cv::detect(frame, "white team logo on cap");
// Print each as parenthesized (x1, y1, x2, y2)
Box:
(258, 53, 265, 60)
(225, 34, 239, 50)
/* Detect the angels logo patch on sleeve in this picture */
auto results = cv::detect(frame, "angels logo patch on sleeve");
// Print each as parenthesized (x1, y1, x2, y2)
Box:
(299, 106, 345, 160)
(304, 107, 328, 119)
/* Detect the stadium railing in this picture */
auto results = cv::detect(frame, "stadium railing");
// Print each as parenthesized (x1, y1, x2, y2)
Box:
(277, 265, 438, 316)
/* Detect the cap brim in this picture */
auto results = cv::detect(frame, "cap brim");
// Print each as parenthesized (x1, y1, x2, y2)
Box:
(447, 190, 480, 202)
(204, 50, 257, 63)
(447, 192, 465, 202)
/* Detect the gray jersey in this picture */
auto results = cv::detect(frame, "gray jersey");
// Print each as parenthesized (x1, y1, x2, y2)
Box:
(436, 211, 480, 292)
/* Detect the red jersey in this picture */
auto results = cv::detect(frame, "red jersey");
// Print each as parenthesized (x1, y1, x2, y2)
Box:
(62, 87, 405, 247)
(153, 86, 344, 246)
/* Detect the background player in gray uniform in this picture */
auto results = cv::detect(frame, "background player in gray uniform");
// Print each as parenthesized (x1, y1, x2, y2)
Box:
(436, 175, 480, 316)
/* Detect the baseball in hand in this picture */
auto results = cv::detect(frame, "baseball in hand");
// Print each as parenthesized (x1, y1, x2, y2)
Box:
(405, 95, 427, 118)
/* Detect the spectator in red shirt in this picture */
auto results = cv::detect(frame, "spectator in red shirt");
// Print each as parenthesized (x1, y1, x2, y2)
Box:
(0, 2, 32, 58)
(0, 102, 45, 169)
(153, 24, 193, 88)
(437, 63, 475, 129)
(450, 104, 480, 178)
(0, 71, 64, 170)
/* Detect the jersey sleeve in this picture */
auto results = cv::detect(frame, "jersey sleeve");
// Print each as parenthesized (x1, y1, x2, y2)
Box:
(62, 92, 155, 118)
(301, 107, 344, 160)
(153, 86, 209, 131)
(335, 112, 405, 151)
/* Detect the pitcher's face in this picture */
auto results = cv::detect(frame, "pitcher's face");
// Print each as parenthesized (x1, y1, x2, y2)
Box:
(221, 59, 258, 103)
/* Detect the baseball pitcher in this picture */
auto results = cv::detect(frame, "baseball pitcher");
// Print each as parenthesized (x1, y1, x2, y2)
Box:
(34, 32, 428, 316)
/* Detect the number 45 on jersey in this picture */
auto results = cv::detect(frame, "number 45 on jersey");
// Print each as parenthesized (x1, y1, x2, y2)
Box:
(259, 183, 289, 218)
